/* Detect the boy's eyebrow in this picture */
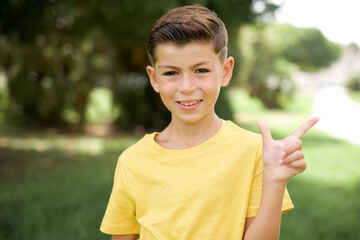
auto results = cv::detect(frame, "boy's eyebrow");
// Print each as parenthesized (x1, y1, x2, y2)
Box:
(158, 64, 180, 69)
(193, 61, 215, 67)
(158, 61, 214, 69)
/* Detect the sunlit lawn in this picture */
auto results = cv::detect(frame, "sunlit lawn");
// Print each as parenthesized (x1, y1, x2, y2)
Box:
(349, 90, 360, 103)
(230, 88, 360, 240)
(0, 88, 359, 240)
(0, 133, 138, 240)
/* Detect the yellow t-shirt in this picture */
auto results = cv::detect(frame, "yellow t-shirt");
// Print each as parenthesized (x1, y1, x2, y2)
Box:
(100, 120, 294, 239)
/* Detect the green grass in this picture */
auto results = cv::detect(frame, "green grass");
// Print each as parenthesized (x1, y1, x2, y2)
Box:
(280, 131, 360, 240)
(0, 157, 112, 240)
(1, 89, 359, 240)
(348, 90, 360, 103)
(0, 133, 137, 240)
(230, 88, 360, 240)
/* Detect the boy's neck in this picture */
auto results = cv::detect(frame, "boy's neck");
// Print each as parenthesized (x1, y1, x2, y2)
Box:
(155, 114, 222, 150)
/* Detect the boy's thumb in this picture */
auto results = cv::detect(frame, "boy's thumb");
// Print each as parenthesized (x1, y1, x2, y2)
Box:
(256, 121, 273, 145)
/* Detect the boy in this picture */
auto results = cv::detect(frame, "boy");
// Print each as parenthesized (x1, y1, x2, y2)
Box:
(100, 4, 319, 240)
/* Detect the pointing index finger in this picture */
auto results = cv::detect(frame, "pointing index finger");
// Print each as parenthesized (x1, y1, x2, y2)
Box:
(290, 117, 319, 139)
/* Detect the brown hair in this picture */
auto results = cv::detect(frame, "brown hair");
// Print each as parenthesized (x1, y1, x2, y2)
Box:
(147, 4, 228, 65)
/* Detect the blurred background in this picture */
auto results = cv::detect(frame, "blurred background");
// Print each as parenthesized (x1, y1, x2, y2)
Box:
(0, 0, 359, 239)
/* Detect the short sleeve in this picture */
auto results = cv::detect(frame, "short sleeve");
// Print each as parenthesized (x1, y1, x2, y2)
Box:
(246, 137, 294, 218)
(100, 157, 140, 235)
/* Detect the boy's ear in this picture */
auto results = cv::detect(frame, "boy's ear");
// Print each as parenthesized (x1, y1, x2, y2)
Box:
(221, 56, 234, 87)
(146, 65, 160, 93)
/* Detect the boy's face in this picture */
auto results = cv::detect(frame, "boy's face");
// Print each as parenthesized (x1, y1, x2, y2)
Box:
(146, 41, 234, 125)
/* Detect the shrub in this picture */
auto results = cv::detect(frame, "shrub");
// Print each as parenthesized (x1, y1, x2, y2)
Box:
(346, 73, 360, 91)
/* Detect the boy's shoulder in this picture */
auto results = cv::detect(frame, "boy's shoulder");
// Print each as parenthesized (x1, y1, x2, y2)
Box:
(121, 132, 153, 152)
(223, 120, 261, 142)
(117, 133, 155, 163)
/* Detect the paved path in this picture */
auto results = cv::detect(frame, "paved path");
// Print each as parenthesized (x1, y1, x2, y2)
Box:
(312, 86, 360, 146)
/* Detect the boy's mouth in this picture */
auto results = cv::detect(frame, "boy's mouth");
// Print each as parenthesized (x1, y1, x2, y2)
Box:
(177, 100, 201, 106)
(176, 100, 203, 111)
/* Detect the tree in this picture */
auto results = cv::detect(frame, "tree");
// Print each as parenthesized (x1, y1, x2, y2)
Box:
(0, 0, 116, 126)
(237, 23, 341, 108)
(0, 0, 278, 129)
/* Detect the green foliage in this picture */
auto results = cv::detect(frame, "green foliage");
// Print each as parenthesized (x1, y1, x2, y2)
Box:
(237, 23, 341, 109)
(346, 72, 360, 91)
(264, 24, 341, 71)
(1, 2, 117, 126)
(0, 0, 279, 130)
(84, 87, 114, 125)
(112, 72, 171, 131)
(237, 24, 296, 108)
(0, 74, 8, 125)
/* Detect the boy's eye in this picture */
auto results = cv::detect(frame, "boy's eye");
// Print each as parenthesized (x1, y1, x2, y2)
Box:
(163, 71, 178, 76)
(196, 68, 209, 73)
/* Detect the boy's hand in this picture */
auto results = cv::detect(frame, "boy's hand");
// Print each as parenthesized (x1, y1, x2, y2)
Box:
(256, 117, 319, 184)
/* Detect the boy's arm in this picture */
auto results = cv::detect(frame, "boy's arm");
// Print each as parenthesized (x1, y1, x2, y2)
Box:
(243, 117, 319, 240)
(112, 234, 138, 240)
(243, 217, 254, 234)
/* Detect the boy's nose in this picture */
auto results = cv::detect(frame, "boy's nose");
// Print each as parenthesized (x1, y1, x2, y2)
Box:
(179, 74, 196, 94)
